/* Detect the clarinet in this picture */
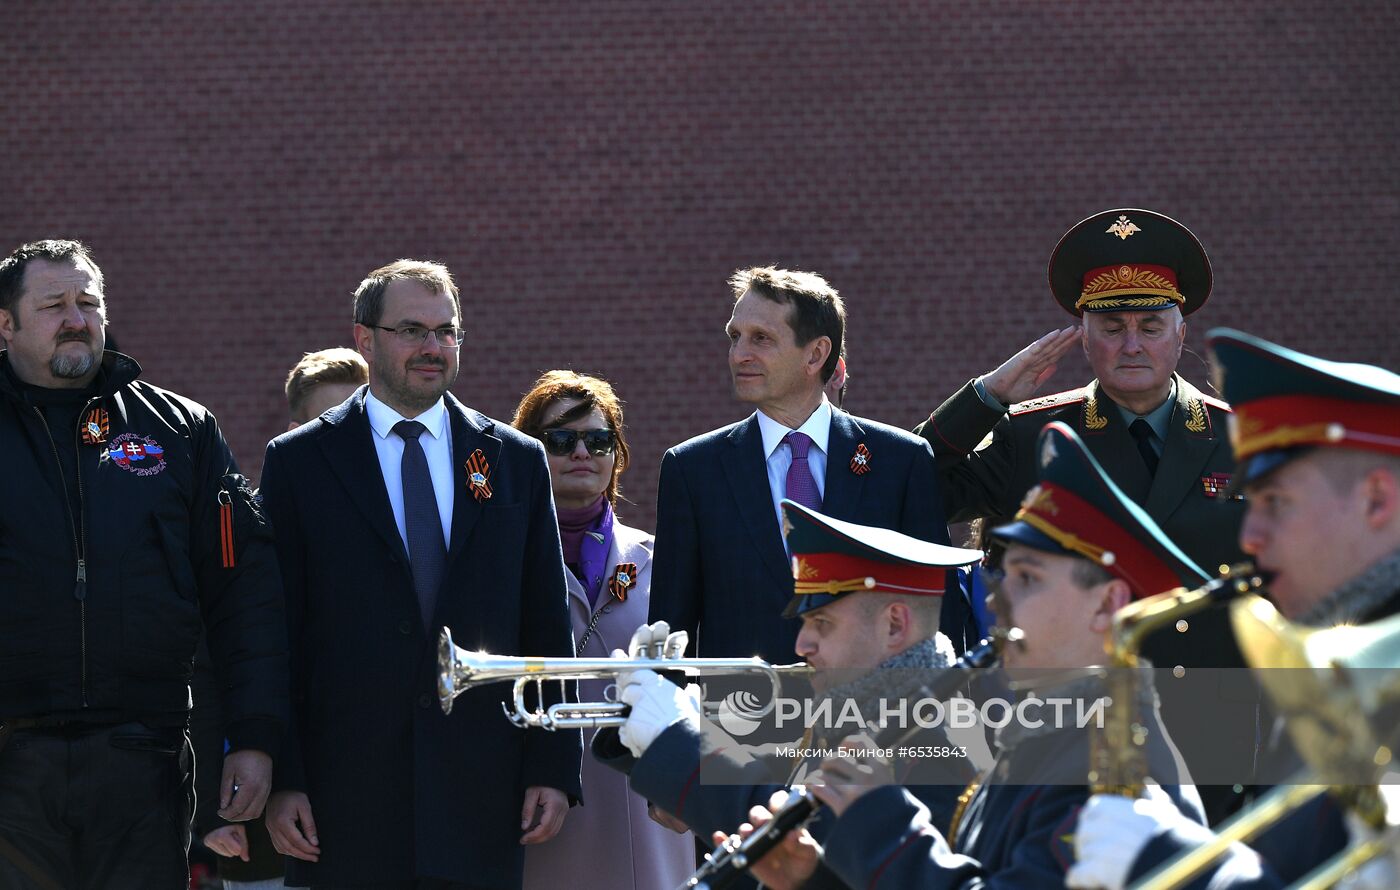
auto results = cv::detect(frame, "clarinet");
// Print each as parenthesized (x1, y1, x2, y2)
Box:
(681, 634, 1009, 890)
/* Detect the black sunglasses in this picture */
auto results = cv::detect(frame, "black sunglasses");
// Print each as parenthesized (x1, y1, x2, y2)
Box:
(540, 428, 616, 457)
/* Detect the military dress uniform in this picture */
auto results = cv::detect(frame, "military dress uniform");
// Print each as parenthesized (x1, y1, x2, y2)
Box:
(595, 501, 985, 890)
(819, 422, 1209, 889)
(1106, 330, 1400, 889)
(916, 209, 1254, 822)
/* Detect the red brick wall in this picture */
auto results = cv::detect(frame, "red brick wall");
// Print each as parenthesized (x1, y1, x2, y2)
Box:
(5, 1, 1398, 531)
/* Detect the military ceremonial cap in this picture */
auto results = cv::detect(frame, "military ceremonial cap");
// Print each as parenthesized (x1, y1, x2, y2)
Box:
(1207, 328, 1400, 487)
(781, 500, 983, 618)
(1049, 208, 1212, 317)
(993, 422, 1212, 598)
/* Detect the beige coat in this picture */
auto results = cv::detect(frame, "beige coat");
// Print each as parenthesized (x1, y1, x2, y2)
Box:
(523, 520, 696, 890)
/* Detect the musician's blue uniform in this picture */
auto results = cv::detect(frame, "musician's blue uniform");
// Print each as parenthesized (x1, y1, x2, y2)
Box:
(821, 681, 1203, 889)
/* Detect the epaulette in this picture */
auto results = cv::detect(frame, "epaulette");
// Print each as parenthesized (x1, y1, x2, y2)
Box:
(1199, 393, 1232, 413)
(1010, 389, 1087, 416)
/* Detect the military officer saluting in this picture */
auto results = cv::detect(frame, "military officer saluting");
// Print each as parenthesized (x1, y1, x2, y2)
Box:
(918, 208, 1240, 570)
(915, 209, 1250, 822)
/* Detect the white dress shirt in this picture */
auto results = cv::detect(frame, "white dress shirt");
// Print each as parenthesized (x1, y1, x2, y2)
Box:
(755, 399, 832, 535)
(364, 388, 454, 550)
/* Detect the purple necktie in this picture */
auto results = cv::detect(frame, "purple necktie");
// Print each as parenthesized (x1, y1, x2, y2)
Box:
(784, 431, 822, 511)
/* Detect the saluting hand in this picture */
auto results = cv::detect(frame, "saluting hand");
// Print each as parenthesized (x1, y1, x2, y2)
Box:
(980, 325, 1081, 406)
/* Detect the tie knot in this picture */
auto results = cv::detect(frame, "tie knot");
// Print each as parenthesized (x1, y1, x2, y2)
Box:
(394, 420, 427, 442)
(785, 431, 813, 459)
(1128, 418, 1154, 443)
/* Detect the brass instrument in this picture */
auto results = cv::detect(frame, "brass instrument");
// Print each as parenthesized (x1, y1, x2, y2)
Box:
(682, 629, 1019, 890)
(1090, 564, 1268, 796)
(436, 626, 810, 729)
(1131, 597, 1400, 890)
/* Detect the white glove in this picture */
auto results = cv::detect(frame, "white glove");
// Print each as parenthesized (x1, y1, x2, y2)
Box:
(1337, 813, 1400, 890)
(1065, 785, 1195, 890)
(625, 621, 689, 660)
(616, 667, 702, 758)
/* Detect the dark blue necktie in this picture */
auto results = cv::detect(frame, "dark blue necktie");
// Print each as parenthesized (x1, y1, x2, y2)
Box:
(1129, 418, 1160, 477)
(395, 420, 446, 631)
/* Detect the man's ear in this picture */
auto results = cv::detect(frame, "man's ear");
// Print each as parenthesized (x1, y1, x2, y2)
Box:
(1362, 466, 1400, 530)
(807, 335, 832, 378)
(0, 308, 15, 341)
(1088, 578, 1132, 635)
(885, 601, 914, 650)
(352, 323, 374, 362)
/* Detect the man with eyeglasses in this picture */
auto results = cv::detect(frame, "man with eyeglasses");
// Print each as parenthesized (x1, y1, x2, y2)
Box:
(259, 259, 581, 890)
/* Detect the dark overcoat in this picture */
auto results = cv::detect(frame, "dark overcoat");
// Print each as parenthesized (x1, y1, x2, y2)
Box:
(260, 389, 581, 888)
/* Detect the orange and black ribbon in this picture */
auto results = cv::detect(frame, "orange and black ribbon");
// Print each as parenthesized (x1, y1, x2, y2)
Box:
(80, 406, 109, 446)
(218, 490, 236, 568)
(850, 443, 872, 476)
(465, 449, 493, 502)
(608, 563, 637, 602)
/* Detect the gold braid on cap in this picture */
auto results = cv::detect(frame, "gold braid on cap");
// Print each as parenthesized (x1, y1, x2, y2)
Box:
(1076, 265, 1184, 311)
(1015, 511, 1112, 565)
(792, 577, 876, 595)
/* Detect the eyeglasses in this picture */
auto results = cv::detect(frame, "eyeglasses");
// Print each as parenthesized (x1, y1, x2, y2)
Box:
(368, 324, 463, 348)
(540, 429, 616, 457)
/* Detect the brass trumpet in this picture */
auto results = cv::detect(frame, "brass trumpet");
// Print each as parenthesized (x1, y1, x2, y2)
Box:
(1131, 597, 1400, 890)
(437, 626, 810, 730)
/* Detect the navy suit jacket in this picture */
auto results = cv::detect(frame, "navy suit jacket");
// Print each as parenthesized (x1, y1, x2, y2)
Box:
(647, 408, 973, 663)
(260, 389, 581, 889)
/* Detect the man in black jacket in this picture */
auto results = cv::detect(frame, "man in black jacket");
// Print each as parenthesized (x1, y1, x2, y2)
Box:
(0, 239, 288, 890)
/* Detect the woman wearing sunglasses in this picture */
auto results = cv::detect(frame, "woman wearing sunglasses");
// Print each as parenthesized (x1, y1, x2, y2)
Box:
(512, 370, 694, 890)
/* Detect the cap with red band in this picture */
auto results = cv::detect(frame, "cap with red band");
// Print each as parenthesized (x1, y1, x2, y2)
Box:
(992, 422, 1211, 598)
(1207, 328, 1400, 487)
(1049, 208, 1211, 317)
(781, 500, 983, 618)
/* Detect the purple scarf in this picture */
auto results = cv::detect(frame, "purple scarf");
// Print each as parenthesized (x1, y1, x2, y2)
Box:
(557, 497, 615, 607)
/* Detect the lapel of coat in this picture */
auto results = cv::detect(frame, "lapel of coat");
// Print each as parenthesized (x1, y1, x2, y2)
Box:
(1145, 374, 1220, 520)
(822, 408, 866, 520)
(721, 415, 792, 590)
(319, 391, 408, 564)
(446, 394, 502, 564)
(599, 524, 653, 616)
(1080, 379, 1154, 504)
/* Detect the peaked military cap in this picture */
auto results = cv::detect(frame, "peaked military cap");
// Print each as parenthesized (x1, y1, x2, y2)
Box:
(781, 500, 983, 618)
(1207, 328, 1400, 487)
(1049, 208, 1212, 317)
(993, 421, 1212, 598)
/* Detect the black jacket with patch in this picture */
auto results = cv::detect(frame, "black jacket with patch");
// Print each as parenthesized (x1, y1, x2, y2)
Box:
(0, 350, 286, 754)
